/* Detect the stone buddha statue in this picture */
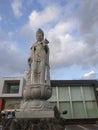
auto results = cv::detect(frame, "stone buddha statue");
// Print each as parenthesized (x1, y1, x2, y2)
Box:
(23, 28, 52, 101)
(28, 28, 50, 85)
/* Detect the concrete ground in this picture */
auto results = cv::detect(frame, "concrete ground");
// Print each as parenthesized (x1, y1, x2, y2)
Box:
(65, 124, 98, 130)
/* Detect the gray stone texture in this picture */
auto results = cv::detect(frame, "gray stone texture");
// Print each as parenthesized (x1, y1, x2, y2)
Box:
(16, 28, 54, 119)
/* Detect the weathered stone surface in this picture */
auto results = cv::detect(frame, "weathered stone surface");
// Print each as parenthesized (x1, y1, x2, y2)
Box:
(16, 29, 54, 119)
(23, 84, 52, 100)
(2, 29, 66, 130)
(28, 28, 50, 86)
(22, 28, 52, 101)
(16, 110, 54, 119)
(20, 100, 52, 110)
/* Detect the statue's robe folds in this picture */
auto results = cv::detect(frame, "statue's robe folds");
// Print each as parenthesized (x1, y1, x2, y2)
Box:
(30, 41, 50, 85)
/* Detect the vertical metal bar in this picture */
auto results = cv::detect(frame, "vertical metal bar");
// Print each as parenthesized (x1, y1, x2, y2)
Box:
(56, 86, 59, 109)
(80, 86, 88, 118)
(68, 86, 74, 118)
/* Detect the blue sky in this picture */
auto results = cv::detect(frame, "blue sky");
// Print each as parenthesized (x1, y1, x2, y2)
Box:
(0, 0, 98, 80)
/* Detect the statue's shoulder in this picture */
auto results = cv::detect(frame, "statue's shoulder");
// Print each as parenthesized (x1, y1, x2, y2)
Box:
(30, 42, 37, 50)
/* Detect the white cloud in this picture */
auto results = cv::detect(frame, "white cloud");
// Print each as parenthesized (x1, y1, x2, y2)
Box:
(0, 40, 28, 77)
(75, 0, 98, 45)
(20, 14, 98, 70)
(29, 6, 60, 28)
(11, 0, 22, 18)
(19, 0, 98, 71)
(82, 70, 97, 79)
(19, 5, 61, 43)
(47, 21, 85, 68)
(48, 22, 73, 37)
(1, 0, 98, 78)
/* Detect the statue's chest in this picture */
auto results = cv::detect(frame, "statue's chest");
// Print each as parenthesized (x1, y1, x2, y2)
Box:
(34, 44, 46, 61)
(35, 44, 44, 54)
(35, 44, 42, 52)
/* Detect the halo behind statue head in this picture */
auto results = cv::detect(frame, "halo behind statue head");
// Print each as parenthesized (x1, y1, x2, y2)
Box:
(36, 28, 44, 37)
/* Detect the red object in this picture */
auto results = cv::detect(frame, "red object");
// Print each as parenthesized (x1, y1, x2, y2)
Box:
(0, 99, 3, 111)
(0, 98, 3, 122)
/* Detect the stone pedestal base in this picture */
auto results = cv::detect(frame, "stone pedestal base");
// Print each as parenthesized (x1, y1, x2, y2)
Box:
(16, 100, 54, 119)
(16, 110, 54, 119)
(20, 100, 52, 110)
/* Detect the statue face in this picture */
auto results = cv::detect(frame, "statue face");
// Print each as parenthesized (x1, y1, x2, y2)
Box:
(36, 33, 44, 42)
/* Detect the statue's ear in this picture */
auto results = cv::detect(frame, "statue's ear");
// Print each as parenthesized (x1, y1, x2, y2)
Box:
(30, 46, 32, 50)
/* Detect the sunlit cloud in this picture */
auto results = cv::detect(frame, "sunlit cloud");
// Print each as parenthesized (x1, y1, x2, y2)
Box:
(82, 70, 97, 79)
